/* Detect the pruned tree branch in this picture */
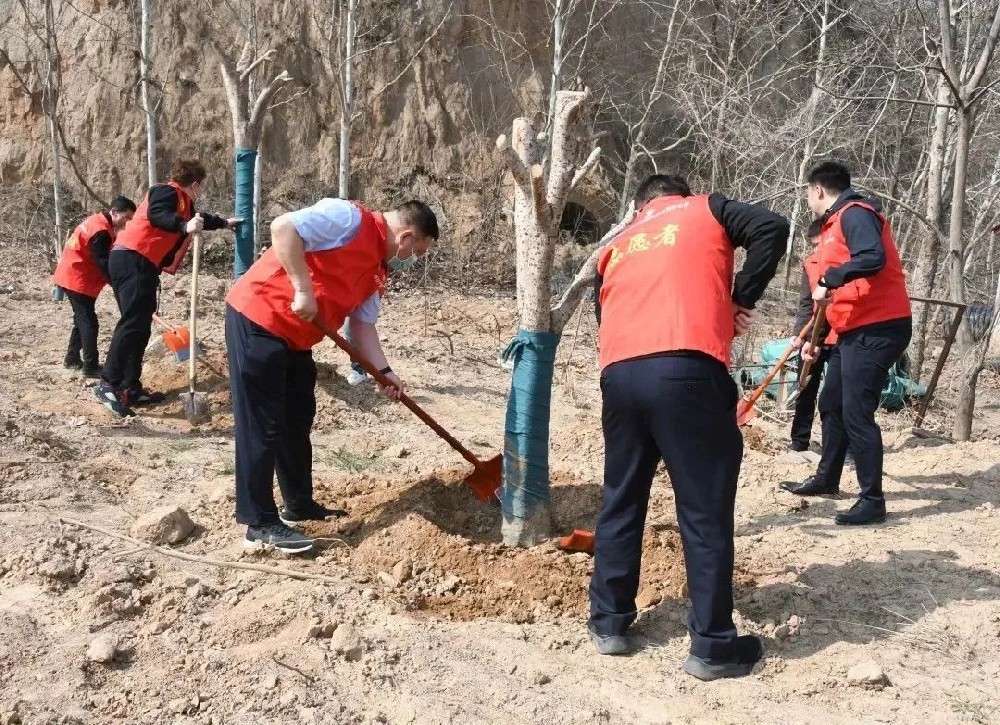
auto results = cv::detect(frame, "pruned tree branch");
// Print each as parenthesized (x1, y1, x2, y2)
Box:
(248, 69, 293, 136)
(545, 89, 590, 221)
(496, 134, 529, 187)
(550, 203, 636, 332)
(240, 47, 276, 82)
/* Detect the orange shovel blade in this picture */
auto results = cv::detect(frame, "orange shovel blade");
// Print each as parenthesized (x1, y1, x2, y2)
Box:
(558, 529, 595, 555)
(736, 398, 756, 427)
(465, 455, 502, 501)
(162, 326, 191, 353)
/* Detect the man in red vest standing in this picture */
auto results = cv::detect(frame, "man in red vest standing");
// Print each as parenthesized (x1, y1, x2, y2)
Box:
(225, 197, 438, 554)
(94, 160, 240, 417)
(589, 175, 787, 679)
(788, 219, 838, 452)
(781, 161, 911, 525)
(52, 196, 136, 377)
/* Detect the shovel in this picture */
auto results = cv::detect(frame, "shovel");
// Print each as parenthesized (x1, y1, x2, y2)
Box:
(181, 233, 210, 424)
(798, 304, 828, 391)
(316, 321, 502, 501)
(736, 316, 815, 426)
(152, 313, 203, 363)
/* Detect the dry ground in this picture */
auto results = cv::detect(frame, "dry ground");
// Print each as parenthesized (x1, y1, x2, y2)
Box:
(1, 247, 999, 725)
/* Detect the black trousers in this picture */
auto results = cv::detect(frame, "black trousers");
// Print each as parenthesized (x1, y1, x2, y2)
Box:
(590, 354, 743, 659)
(226, 306, 317, 527)
(65, 289, 100, 368)
(789, 346, 832, 450)
(102, 248, 159, 391)
(814, 319, 912, 500)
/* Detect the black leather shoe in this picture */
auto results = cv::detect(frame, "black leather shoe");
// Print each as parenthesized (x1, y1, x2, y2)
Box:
(683, 635, 764, 681)
(835, 498, 886, 525)
(779, 476, 839, 497)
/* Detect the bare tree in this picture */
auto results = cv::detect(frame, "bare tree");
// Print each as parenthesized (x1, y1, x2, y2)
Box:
(935, 0, 1000, 440)
(139, 0, 157, 186)
(495, 89, 603, 546)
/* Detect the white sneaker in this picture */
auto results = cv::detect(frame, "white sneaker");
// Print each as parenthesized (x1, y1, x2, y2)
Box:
(346, 368, 369, 386)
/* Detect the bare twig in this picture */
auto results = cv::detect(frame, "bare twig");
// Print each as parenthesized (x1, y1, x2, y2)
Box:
(59, 517, 345, 586)
(272, 656, 316, 683)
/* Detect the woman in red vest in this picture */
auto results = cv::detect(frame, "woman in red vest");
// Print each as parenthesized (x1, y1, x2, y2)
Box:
(225, 197, 438, 554)
(781, 161, 911, 525)
(52, 196, 136, 377)
(94, 160, 239, 417)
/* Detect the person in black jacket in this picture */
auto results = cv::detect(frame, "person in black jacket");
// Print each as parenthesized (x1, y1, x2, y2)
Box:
(95, 160, 239, 417)
(788, 219, 832, 452)
(589, 174, 787, 681)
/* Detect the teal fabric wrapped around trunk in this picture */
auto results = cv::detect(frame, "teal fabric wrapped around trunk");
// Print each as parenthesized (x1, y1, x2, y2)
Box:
(233, 147, 257, 278)
(500, 329, 561, 528)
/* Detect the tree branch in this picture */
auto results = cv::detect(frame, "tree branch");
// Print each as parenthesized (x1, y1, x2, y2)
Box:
(55, 118, 107, 207)
(550, 203, 636, 332)
(569, 146, 601, 193)
(965, 0, 1000, 94)
(546, 89, 590, 224)
(372, 1, 454, 97)
(530, 164, 550, 230)
(247, 70, 293, 144)
(239, 47, 276, 82)
(495, 134, 529, 187)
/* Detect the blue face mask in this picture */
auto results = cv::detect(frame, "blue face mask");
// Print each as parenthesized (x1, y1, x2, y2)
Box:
(388, 253, 418, 272)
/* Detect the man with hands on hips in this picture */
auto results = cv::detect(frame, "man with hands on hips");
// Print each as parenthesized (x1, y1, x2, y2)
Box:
(224, 196, 438, 553)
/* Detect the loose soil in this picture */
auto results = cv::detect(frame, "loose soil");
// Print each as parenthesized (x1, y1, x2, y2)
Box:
(2, 244, 999, 724)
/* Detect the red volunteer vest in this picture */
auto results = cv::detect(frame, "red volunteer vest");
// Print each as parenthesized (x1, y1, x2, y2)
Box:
(802, 251, 838, 345)
(226, 205, 389, 351)
(817, 202, 911, 334)
(114, 181, 193, 271)
(597, 194, 734, 370)
(52, 212, 115, 298)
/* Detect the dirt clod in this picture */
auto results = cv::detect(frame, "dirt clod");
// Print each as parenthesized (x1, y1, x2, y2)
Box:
(85, 633, 119, 664)
(129, 506, 195, 545)
(847, 661, 890, 689)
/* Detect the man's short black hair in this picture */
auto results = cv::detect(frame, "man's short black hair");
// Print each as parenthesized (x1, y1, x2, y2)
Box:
(633, 174, 692, 208)
(110, 195, 137, 213)
(393, 200, 439, 240)
(806, 161, 851, 194)
(805, 219, 823, 238)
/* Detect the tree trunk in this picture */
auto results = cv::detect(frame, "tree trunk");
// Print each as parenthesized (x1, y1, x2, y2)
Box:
(950, 109, 976, 440)
(44, 0, 62, 268)
(910, 79, 951, 382)
(498, 90, 598, 547)
(338, 0, 355, 199)
(140, 0, 157, 187)
(253, 148, 263, 258)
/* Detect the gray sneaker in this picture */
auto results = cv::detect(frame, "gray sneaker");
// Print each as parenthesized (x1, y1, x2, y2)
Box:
(244, 523, 315, 554)
(588, 624, 630, 656)
(683, 635, 764, 681)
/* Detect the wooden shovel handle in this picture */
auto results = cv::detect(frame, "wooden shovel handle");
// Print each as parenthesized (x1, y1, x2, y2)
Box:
(314, 320, 484, 468)
(798, 304, 827, 391)
(742, 317, 815, 409)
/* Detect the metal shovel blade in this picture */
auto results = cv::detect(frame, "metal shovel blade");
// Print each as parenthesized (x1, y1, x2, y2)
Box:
(465, 455, 502, 501)
(182, 391, 211, 425)
(736, 397, 756, 427)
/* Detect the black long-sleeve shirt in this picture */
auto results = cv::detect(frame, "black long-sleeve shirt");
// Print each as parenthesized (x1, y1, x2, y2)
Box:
(87, 210, 114, 282)
(818, 189, 886, 289)
(148, 184, 228, 270)
(594, 193, 789, 323)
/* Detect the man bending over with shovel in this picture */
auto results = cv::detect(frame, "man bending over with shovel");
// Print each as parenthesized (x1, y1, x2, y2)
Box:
(589, 174, 787, 679)
(225, 197, 438, 554)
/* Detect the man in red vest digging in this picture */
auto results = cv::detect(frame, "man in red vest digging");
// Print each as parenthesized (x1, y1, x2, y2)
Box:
(781, 161, 912, 526)
(53, 195, 136, 377)
(94, 160, 240, 417)
(589, 174, 787, 679)
(225, 197, 438, 554)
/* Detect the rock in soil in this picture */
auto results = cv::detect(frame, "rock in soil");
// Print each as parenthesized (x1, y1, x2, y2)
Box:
(86, 633, 119, 664)
(128, 506, 195, 545)
(330, 623, 364, 661)
(847, 661, 890, 689)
